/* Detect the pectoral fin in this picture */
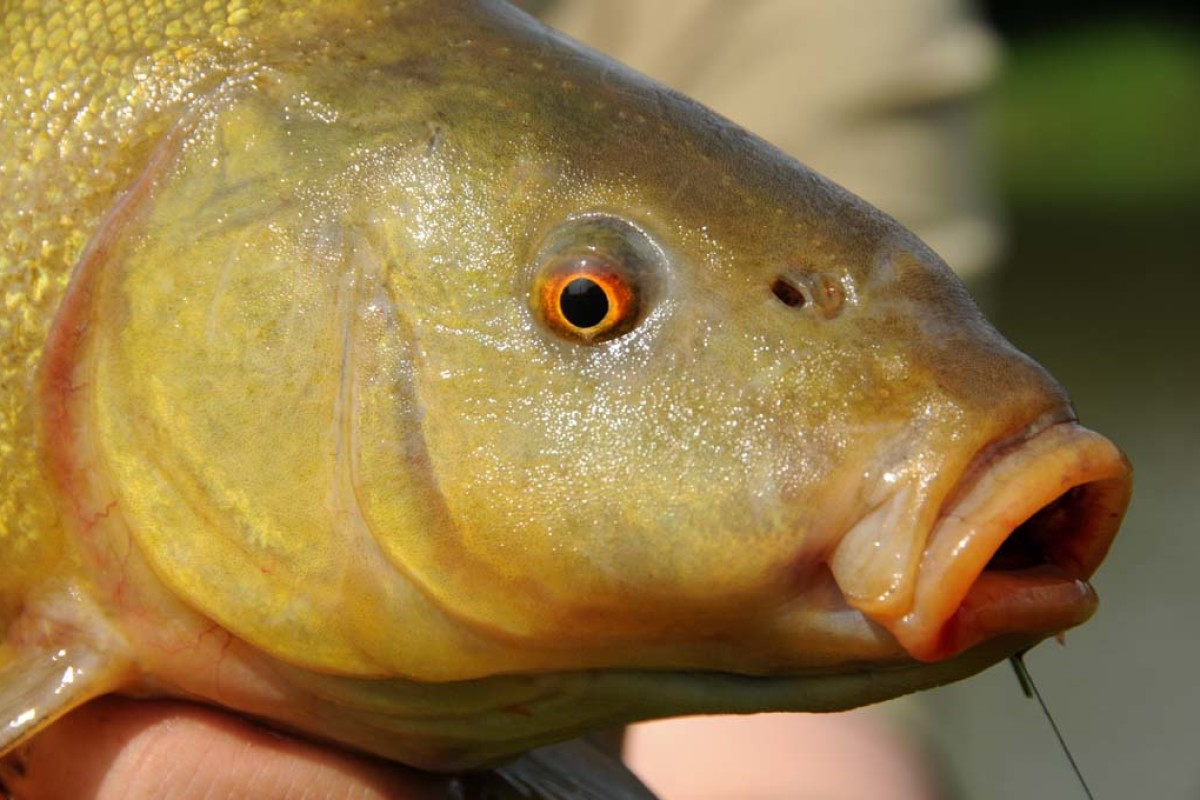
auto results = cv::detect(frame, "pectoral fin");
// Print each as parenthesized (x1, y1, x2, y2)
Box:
(0, 597, 131, 757)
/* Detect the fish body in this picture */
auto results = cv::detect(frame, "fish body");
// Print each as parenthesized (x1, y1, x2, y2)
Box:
(1, 0, 1130, 782)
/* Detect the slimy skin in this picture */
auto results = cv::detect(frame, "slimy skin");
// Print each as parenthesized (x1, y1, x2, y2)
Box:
(1, 0, 1129, 785)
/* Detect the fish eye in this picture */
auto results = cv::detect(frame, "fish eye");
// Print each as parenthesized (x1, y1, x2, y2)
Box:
(536, 255, 638, 343)
(531, 216, 662, 345)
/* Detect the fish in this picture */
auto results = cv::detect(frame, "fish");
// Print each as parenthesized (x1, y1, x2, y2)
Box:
(0, 0, 1132, 795)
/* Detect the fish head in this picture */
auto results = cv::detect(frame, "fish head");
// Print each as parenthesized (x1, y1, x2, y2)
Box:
(325, 2, 1132, 671)
(25, 0, 1130, 770)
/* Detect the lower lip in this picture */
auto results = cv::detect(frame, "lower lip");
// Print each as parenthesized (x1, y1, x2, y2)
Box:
(933, 565, 1098, 659)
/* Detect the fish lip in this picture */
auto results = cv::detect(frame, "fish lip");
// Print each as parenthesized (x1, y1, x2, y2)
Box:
(889, 419, 1132, 662)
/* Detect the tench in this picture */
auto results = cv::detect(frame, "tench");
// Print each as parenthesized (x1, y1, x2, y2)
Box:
(0, 0, 1131, 793)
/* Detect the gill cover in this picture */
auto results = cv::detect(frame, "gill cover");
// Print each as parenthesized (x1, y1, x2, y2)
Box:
(45, 74, 484, 679)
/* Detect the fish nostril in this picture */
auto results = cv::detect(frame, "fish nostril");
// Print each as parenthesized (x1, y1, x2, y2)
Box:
(771, 272, 845, 318)
(770, 276, 807, 308)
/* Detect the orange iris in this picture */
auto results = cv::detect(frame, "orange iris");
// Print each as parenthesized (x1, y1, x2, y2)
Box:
(535, 255, 639, 344)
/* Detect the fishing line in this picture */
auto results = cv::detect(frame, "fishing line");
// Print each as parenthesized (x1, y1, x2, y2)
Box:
(1009, 652, 1095, 800)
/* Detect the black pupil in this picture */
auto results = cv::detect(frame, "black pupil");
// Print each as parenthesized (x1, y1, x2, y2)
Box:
(560, 278, 610, 328)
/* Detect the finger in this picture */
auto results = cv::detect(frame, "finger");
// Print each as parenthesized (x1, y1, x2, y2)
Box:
(1, 696, 458, 800)
(624, 710, 940, 800)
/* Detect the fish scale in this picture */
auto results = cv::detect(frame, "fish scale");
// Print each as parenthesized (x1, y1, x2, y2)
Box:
(0, 0, 378, 616)
(0, 0, 239, 592)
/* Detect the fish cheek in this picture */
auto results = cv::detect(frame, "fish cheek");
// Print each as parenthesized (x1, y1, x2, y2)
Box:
(395, 278, 851, 646)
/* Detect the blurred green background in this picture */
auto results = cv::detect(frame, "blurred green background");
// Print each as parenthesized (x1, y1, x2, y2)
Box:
(927, 3, 1200, 799)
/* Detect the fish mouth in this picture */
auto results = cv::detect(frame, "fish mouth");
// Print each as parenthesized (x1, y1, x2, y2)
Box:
(886, 421, 1132, 662)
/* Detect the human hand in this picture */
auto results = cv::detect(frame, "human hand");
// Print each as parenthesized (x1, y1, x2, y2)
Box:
(0, 696, 465, 800)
